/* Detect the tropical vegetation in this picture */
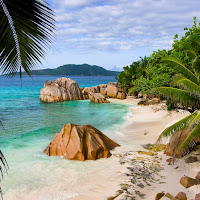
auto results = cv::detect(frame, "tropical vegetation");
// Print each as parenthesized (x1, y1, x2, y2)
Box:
(154, 33, 200, 157)
(116, 56, 148, 92)
(116, 50, 175, 95)
(116, 17, 200, 157)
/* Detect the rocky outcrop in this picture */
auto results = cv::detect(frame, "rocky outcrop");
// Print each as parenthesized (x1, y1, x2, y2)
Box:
(81, 82, 126, 99)
(107, 82, 126, 99)
(44, 123, 120, 161)
(40, 78, 83, 103)
(40, 78, 126, 102)
(89, 92, 110, 103)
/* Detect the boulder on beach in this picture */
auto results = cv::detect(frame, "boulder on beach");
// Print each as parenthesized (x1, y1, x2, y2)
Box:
(44, 123, 120, 161)
(175, 192, 187, 200)
(107, 82, 126, 99)
(40, 77, 83, 103)
(89, 92, 110, 103)
(180, 176, 200, 188)
(164, 129, 189, 157)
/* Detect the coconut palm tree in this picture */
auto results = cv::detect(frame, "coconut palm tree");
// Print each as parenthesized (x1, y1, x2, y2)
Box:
(154, 34, 200, 157)
(0, 0, 55, 198)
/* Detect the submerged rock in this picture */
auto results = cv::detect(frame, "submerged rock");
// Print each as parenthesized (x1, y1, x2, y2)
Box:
(40, 77, 83, 103)
(44, 123, 120, 161)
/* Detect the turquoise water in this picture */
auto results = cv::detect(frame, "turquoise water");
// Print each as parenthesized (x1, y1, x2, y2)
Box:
(0, 76, 130, 200)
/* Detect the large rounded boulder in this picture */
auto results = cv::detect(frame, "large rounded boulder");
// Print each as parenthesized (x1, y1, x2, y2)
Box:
(40, 77, 83, 103)
(44, 123, 120, 161)
(107, 82, 126, 99)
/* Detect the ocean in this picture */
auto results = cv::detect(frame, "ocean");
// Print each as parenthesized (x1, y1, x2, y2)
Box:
(0, 76, 130, 200)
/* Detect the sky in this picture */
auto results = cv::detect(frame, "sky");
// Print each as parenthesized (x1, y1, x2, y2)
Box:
(43, 0, 200, 71)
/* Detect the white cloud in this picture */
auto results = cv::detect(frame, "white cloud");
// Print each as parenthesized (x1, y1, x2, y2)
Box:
(45, 0, 200, 68)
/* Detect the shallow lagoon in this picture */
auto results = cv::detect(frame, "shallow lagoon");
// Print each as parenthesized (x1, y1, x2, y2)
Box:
(0, 76, 130, 200)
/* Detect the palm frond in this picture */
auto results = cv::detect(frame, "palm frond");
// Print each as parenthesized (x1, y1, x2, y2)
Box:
(157, 111, 198, 141)
(153, 87, 198, 107)
(192, 55, 200, 79)
(162, 57, 199, 85)
(184, 49, 197, 58)
(189, 34, 200, 47)
(177, 121, 200, 155)
(173, 74, 186, 84)
(186, 112, 200, 132)
(176, 78, 200, 97)
(0, 0, 56, 77)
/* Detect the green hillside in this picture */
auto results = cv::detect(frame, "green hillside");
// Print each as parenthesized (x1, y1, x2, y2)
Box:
(24, 64, 120, 76)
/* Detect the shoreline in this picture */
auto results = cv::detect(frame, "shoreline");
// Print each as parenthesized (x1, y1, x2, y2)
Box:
(108, 98, 199, 199)
(2, 97, 199, 200)
(72, 98, 199, 200)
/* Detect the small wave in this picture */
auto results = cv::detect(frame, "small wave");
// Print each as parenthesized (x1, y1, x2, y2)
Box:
(123, 109, 134, 121)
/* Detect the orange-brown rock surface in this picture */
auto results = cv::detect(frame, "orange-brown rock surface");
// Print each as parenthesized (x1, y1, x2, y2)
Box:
(164, 129, 189, 157)
(44, 123, 120, 161)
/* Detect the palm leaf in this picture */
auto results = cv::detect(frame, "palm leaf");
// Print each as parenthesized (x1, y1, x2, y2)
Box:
(153, 87, 198, 107)
(192, 55, 200, 79)
(176, 78, 200, 97)
(177, 121, 200, 155)
(184, 49, 197, 59)
(186, 112, 200, 132)
(162, 57, 199, 85)
(173, 74, 186, 83)
(157, 111, 198, 141)
(0, 0, 55, 77)
(189, 34, 200, 47)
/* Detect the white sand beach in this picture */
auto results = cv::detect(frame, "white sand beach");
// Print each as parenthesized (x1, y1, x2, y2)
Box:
(71, 98, 199, 200)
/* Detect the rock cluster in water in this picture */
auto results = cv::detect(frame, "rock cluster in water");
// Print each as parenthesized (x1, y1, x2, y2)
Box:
(40, 77, 126, 103)
(44, 123, 120, 161)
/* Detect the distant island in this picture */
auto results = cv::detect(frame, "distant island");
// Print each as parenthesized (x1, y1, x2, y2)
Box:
(22, 64, 120, 76)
